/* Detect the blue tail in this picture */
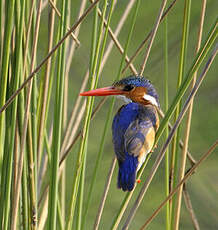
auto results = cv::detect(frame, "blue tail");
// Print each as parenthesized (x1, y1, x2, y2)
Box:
(117, 154, 138, 191)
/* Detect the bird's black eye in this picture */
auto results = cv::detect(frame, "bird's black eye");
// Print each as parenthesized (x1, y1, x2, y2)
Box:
(123, 84, 134, 91)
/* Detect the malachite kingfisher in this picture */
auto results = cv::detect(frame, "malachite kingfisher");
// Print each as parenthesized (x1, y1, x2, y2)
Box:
(80, 75, 160, 191)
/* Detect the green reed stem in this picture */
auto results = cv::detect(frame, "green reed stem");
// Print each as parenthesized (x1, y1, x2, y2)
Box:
(66, 1, 110, 228)
(57, 197, 64, 230)
(81, 1, 116, 227)
(17, 57, 29, 230)
(0, 0, 15, 160)
(47, 0, 68, 228)
(22, 157, 29, 230)
(170, 2, 192, 224)
(76, 144, 87, 230)
(164, 15, 170, 230)
(10, 0, 26, 228)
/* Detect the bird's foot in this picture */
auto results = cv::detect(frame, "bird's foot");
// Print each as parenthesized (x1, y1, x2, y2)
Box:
(150, 144, 158, 153)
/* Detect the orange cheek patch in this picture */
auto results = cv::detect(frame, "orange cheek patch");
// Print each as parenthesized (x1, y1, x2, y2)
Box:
(129, 87, 147, 103)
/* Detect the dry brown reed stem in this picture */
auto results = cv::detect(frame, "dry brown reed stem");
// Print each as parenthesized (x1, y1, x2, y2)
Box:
(94, 157, 117, 230)
(23, 0, 36, 79)
(60, 97, 107, 165)
(183, 184, 200, 230)
(38, 190, 49, 230)
(90, 0, 138, 75)
(12, 124, 20, 227)
(65, 0, 86, 74)
(139, 140, 218, 230)
(111, 190, 135, 230)
(63, 100, 86, 154)
(173, 1, 207, 228)
(99, 0, 136, 73)
(37, 0, 56, 168)
(0, 0, 101, 115)
(38, 127, 53, 229)
(48, 0, 80, 46)
(61, 0, 87, 157)
(41, 0, 48, 11)
(12, 1, 43, 229)
(122, 45, 218, 229)
(60, 73, 89, 154)
(38, 124, 53, 195)
(61, 0, 86, 156)
(38, 128, 53, 229)
(122, 0, 178, 74)
(27, 120, 37, 224)
(139, 0, 167, 75)
(158, 108, 196, 165)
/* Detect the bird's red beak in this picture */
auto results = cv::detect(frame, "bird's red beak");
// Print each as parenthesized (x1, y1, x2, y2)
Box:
(80, 86, 125, 96)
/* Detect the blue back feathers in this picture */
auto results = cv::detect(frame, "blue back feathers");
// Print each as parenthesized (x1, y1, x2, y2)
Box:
(113, 103, 139, 191)
(117, 154, 138, 191)
(112, 102, 157, 191)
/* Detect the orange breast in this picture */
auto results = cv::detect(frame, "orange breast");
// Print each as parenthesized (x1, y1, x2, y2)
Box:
(137, 126, 155, 170)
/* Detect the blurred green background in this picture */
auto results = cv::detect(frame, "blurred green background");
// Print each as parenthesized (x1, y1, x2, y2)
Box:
(39, 0, 218, 229)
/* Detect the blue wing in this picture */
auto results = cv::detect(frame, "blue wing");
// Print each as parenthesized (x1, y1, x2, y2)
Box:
(112, 103, 157, 191)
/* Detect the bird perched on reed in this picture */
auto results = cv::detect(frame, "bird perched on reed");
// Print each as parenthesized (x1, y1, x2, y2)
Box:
(80, 75, 160, 191)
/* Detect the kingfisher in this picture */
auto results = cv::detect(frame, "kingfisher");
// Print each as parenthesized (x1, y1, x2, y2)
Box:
(80, 75, 160, 191)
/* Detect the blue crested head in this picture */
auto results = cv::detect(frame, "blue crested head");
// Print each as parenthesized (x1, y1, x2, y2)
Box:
(113, 75, 160, 108)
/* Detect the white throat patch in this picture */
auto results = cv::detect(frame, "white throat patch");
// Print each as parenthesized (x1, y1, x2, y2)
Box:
(116, 95, 132, 104)
(143, 94, 158, 107)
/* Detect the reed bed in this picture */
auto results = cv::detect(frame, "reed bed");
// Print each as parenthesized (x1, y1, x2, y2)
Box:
(0, 0, 217, 229)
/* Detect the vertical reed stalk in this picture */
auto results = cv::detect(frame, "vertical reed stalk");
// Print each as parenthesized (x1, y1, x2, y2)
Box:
(170, 0, 191, 225)
(10, 0, 26, 229)
(48, 0, 68, 228)
(0, 0, 15, 160)
(173, 0, 206, 228)
(163, 15, 170, 230)
(139, 0, 167, 75)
